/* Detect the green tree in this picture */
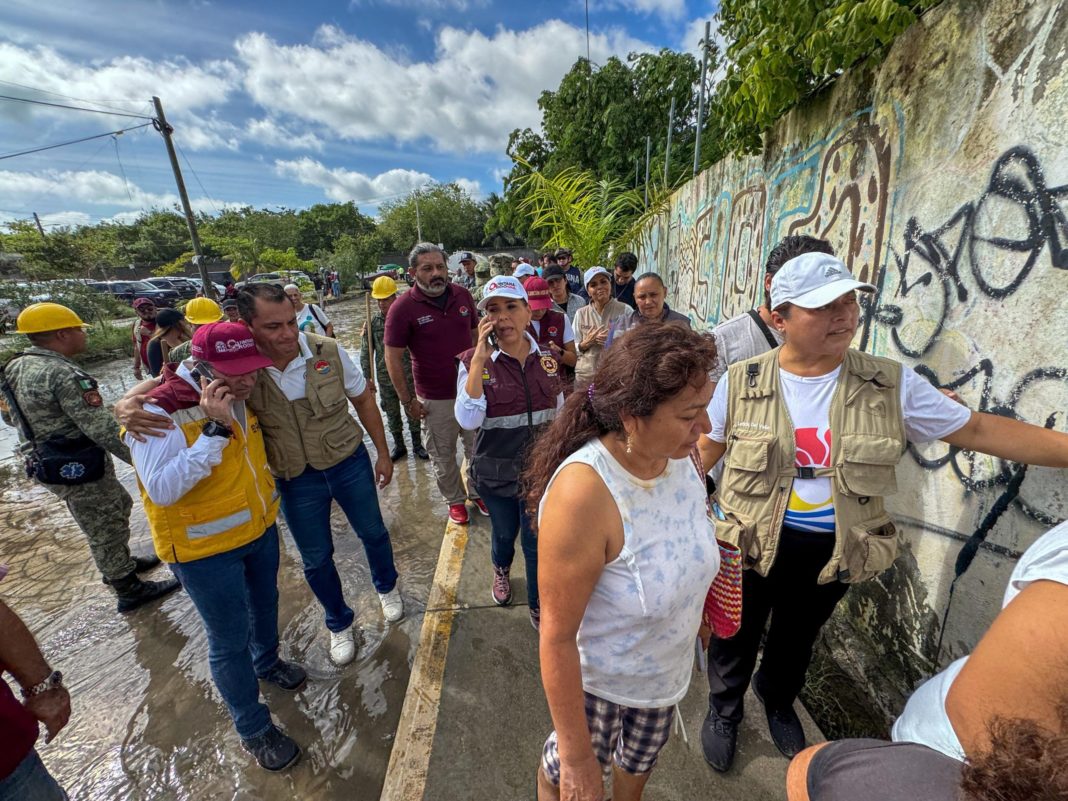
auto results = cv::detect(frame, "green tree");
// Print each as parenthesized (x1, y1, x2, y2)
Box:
(124, 209, 192, 265)
(296, 202, 376, 259)
(258, 247, 314, 273)
(202, 207, 300, 253)
(377, 184, 486, 252)
(326, 232, 385, 288)
(713, 0, 937, 153)
(0, 221, 94, 278)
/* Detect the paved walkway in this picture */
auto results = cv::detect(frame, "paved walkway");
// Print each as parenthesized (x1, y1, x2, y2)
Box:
(382, 519, 824, 801)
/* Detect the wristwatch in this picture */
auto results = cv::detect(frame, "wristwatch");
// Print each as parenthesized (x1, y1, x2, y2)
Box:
(202, 419, 233, 438)
(22, 670, 64, 699)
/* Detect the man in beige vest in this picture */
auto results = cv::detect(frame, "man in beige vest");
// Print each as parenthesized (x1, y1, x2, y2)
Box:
(237, 283, 402, 666)
(696, 253, 1068, 773)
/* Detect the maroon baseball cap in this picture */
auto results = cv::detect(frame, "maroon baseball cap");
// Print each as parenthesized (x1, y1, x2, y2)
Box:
(524, 277, 554, 310)
(191, 322, 272, 375)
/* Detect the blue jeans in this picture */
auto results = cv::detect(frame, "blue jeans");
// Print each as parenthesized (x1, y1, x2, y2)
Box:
(170, 525, 280, 740)
(0, 750, 67, 801)
(278, 445, 398, 633)
(481, 489, 539, 610)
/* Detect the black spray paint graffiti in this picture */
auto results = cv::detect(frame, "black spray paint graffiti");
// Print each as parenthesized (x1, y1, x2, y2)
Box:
(871, 146, 1068, 524)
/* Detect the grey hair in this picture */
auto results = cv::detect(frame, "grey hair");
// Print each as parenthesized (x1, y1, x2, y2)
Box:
(408, 242, 448, 269)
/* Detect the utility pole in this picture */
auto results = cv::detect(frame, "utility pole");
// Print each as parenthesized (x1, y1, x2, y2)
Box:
(32, 212, 45, 238)
(414, 189, 423, 242)
(635, 157, 640, 189)
(664, 95, 676, 188)
(152, 96, 213, 299)
(644, 136, 651, 207)
(693, 20, 711, 177)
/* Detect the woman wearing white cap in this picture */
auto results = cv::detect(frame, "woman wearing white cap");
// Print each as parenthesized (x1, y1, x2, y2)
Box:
(455, 276, 564, 630)
(571, 266, 633, 388)
(696, 252, 1068, 774)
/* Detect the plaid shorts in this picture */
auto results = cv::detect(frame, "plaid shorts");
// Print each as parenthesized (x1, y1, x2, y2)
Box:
(541, 692, 675, 786)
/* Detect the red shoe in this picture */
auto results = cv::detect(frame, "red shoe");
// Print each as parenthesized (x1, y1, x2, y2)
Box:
(448, 503, 469, 524)
(473, 499, 490, 517)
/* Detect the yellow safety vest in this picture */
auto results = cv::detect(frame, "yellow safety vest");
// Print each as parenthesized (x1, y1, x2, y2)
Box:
(137, 405, 279, 563)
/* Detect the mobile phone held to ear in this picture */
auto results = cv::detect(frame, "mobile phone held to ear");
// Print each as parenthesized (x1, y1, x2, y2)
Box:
(190, 360, 216, 384)
(487, 331, 498, 350)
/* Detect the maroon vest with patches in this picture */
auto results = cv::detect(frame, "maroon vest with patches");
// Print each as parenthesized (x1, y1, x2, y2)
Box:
(458, 344, 560, 496)
(147, 363, 201, 413)
(528, 310, 567, 351)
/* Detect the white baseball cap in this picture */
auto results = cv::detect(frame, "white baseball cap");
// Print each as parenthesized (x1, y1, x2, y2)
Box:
(513, 264, 537, 279)
(476, 275, 529, 311)
(583, 266, 610, 287)
(770, 253, 875, 310)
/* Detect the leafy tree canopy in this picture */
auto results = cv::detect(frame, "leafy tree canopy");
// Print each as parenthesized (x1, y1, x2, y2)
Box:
(378, 183, 487, 252)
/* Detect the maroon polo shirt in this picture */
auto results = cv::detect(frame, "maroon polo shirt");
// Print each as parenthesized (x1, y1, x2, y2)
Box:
(0, 676, 38, 779)
(384, 283, 477, 400)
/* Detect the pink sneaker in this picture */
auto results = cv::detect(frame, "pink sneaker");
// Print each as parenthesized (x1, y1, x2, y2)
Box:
(491, 566, 512, 606)
(448, 503, 469, 524)
(473, 499, 490, 516)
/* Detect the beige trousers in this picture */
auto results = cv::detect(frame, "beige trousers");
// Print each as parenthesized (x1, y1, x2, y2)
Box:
(419, 397, 479, 506)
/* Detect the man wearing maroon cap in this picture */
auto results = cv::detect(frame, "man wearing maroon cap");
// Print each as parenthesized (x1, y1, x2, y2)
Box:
(385, 242, 484, 524)
(524, 277, 577, 392)
(123, 321, 305, 773)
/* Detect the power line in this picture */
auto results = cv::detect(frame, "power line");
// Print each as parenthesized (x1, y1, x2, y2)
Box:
(0, 93, 154, 121)
(0, 122, 154, 161)
(174, 141, 221, 215)
(0, 80, 149, 117)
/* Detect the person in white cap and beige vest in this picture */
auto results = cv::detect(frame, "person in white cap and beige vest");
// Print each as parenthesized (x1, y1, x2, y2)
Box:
(697, 252, 1068, 774)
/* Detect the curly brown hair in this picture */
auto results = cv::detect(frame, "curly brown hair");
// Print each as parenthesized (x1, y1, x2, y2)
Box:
(960, 702, 1068, 801)
(523, 322, 717, 520)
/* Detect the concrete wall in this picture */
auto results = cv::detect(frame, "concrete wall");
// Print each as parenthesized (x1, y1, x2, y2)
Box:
(640, 0, 1068, 728)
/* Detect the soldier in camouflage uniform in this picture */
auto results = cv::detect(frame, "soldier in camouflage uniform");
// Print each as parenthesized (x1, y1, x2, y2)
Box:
(361, 277, 428, 462)
(475, 253, 514, 302)
(0, 303, 180, 613)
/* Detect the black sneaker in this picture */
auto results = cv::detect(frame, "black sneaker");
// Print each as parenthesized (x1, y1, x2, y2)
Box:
(242, 724, 301, 772)
(413, 444, 429, 460)
(389, 444, 408, 461)
(701, 707, 738, 773)
(752, 672, 806, 758)
(258, 659, 307, 691)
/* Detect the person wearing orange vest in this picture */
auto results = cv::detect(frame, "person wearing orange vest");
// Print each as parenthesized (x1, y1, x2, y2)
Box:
(123, 321, 305, 773)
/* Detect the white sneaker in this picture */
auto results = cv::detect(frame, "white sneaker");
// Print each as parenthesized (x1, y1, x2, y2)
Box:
(328, 626, 356, 665)
(379, 587, 405, 622)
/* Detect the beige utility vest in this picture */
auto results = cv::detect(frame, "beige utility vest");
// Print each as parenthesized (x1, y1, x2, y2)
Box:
(718, 347, 906, 585)
(247, 334, 364, 480)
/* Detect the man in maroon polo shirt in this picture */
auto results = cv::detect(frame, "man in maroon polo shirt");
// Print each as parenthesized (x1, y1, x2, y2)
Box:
(0, 593, 70, 800)
(384, 243, 485, 525)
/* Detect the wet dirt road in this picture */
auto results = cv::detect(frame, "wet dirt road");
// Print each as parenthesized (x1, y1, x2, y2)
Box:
(0, 297, 448, 800)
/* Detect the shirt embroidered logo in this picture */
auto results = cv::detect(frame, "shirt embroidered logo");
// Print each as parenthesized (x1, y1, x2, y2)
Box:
(459, 306, 470, 317)
(313, 360, 331, 375)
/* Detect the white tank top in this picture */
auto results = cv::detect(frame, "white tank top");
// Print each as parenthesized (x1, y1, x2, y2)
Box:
(892, 520, 1068, 759)
(540, 437, 720, 708)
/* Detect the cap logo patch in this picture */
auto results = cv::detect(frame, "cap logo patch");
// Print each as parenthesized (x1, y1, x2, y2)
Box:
(824, 266, 842, 277)
(215, 337, 254, 354)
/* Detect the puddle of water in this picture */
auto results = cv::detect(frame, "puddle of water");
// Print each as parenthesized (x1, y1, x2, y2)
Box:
(0, 297, 450, 800)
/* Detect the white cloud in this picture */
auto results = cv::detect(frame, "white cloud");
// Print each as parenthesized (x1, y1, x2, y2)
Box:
(0, 41, 241, 149)
(598, 0, 687, 19)
(349, 0, 490, 9)
(36, 211, 92, 228)
(454, 177, 482, 198)
(246, 118, 324, 152)
(0, 168, 177, 208)
(237, 21, 653, 155)
(274, 157, 434, 204)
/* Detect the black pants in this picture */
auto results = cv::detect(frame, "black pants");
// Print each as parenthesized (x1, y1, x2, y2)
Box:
(706, 526, 850, 721)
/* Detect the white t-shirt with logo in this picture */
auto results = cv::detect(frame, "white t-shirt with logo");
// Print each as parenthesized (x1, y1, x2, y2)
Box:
(294, 303, 330, 336)
(707, 362, 972, 532)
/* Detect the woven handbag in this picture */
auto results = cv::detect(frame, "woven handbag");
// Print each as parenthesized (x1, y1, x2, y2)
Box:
(689, 448, 743, 639)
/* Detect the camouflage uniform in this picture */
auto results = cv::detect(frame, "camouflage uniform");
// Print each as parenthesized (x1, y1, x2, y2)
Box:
(360, 313, 422, 446)
(0, 347, 137, 582)
(168, 339, 192, 364)
(475, 253, 514, 302)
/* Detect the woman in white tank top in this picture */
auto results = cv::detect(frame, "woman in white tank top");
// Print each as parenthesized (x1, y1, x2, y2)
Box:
(525, 323, 722, 801)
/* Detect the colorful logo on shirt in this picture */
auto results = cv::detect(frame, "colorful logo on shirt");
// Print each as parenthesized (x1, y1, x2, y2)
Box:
(459, 306, 470, 317)
(547, 326, 558, 337)
(540, 355, 559, 376)
(481, 368, 491, 381)
(313, 360, 331, 375)
(786, 426, 835, 533)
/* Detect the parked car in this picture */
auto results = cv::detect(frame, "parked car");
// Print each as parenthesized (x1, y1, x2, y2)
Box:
(361, 265, 410, 290)
(144, 277, 198, 299)
(88, 280, 179, 307)
(236, 273, 285, 290)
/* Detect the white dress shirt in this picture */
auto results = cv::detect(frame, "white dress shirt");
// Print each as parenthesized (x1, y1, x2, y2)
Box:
(263, 332, 366, 400)
(124, 362, 249, 507)
(454, 332, 565, 430)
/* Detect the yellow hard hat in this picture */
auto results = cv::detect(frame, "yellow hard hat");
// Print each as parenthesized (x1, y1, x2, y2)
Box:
(371, 275, 398, 299)
(15, 302, 90, 335)
(184, 297, 224, 325)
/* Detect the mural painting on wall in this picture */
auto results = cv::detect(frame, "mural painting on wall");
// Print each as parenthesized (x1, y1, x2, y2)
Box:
(649, 121, 1068, 532)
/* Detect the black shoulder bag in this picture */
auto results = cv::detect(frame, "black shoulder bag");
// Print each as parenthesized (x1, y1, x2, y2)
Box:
(745, 309, 780, 349)
(0, 355, 107, 486)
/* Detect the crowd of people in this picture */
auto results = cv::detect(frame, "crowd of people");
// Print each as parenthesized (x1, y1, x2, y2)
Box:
(2, 237, 1067, 801)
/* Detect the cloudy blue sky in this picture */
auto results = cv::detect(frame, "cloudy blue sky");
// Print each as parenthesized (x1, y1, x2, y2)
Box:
(0, 0, 717, 230)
